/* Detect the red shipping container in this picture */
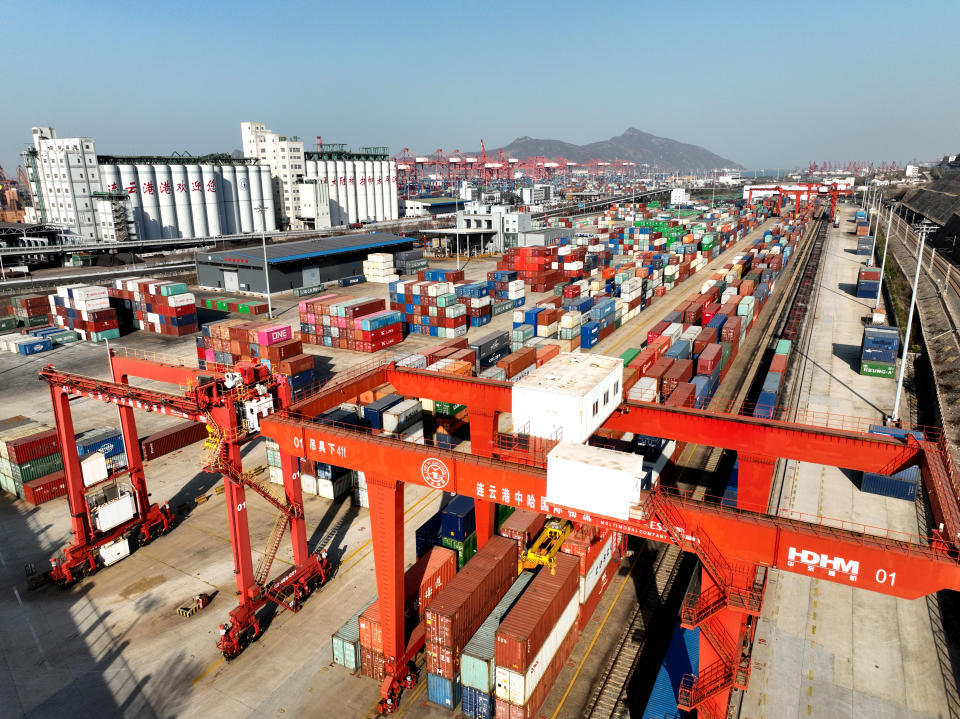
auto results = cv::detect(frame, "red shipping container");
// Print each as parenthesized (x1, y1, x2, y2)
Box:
(697, 344, 722, 376)
(276, 353, 315, 376)
(140, 421, 208, 461)
(494, 620, 579, 719)
(646, 321, 670, 345)
(628, 347, 657, 376)
(648, 335, 671, 358)
(665, 382, 696, 407)
(495, 552, 578, 673)
(643, 356, 675, 389)
(662, 359, 694, 396)
(535, 344, 559, 367)
(359, 546, 457, 653)
(721, 316, 742, 342)
(559, 527, 611, 577)
(360, 646, 386, 680)
(22, 471, 67, 506)
(579, 557, 618, 632)
(693, 327, 716, 356)
(497, 347, 536, 378)
(498, 509, 546, 553)
(6, 429, 60, 464)
(424, 536, 517, 650)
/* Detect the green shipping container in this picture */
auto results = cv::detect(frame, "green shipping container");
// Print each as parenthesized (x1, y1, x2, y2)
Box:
(49, 331, 79, 345)
(775, 339, 792, 356)
(239, 301, 267, 314)
(860, 360, 896, 378)
(435, 401, 467, 417)
(0, 316, 17, 331)
(720, 342, 733, 368)
(26, 315, 50, 327)
(160, 282, 188, 296)
(619, 348, 641, 366)
(215, 299, 232, 311)
(496, 503, 515, 530)
(442, 532, 477, 569)
(11, 452, 63, 484)
(90, 329, 121, 342)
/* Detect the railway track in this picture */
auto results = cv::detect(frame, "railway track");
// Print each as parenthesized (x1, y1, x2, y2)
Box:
(582, 542, 685, 719)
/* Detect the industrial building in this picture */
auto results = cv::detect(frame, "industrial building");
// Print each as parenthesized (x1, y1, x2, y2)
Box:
(240, 122, 305, 230)
(195, 232, 413, 293)
(22, 126, 277, 242)
(400, 196, 462, 218)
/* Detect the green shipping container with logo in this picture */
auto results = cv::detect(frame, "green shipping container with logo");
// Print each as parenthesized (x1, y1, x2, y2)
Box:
(496, 503, 515, 530)
(860, 359, 896, 378)
(441, 532, 477, 569)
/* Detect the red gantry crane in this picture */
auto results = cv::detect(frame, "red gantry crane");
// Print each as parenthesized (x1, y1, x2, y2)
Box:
(38, 348, 331, 659)
(38, 345, 960, 714)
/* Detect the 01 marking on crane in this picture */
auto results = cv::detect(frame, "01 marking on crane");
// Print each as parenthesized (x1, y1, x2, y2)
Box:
(420, 458, 450, 489)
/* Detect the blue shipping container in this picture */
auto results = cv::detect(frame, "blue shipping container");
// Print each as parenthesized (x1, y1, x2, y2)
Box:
(441, 496, 476, 542)
(861, 466, 920, 501)
(427, 673, 461, 710)
(753, 390, 777, 419)
(362, 394, 404, 430)
(76, 428, 125, 458)
(762, 371, 782, 395)
(641, 624, 699, 719)
(868, 424, 925, 442)
(416, 511, 443, 557)
(665, 339, 691, 360)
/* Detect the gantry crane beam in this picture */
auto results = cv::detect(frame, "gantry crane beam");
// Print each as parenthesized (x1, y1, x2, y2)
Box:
(259, 414, 960, 599)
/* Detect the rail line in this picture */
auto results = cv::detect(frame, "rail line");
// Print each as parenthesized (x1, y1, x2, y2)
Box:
(582, 543, 685, 719)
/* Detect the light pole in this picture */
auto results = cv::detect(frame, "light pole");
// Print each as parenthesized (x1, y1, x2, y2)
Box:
(875, 203, 893, 309)
(254, 205, 273, 318)
(891, 224, 932, 423)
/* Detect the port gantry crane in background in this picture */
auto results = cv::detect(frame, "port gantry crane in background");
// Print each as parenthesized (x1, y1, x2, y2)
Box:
(38, 348, 331, 659)
(38, 344, 960, 715)
(746, 183, 852, 222)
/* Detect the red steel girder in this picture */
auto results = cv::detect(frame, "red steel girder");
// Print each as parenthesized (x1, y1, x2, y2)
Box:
(258, 416, 960, 599)
(603, 401, 921, 475)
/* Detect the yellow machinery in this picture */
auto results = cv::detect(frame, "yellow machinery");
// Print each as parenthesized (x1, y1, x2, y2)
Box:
(523, 519, 573, 571)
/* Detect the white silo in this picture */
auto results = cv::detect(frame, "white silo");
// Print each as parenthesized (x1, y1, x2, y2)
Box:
(382, 160, 394, 220)
(363, 161, 375, 221)
(187, 165, 208, 237)
(306, 159, 318, 179)
(135, 164, 160, 239)
(317, 162, 329, 224)
(374, 161, 385, 221)
(220, 165, 239, 235)
(100, 164, 121, 195)
(249, 166, 264, 232)
(389, 160, 399, 220)
(260, 166, 277, 231)
(154, 165, 177, 238)
(328, 161, 341, 226)
(345, 162, 358, 224)
(201, 165, 222, 236)
(235, 166, 253, 233)
(170, 165, 194, 239)
(355, 161, 368, 223)
(116, 164, 141, 239)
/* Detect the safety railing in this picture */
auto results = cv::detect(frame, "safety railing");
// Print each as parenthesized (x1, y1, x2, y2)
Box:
(110, 345, 197, 369)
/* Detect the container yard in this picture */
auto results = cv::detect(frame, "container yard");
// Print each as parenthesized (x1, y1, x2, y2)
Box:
(1, 181, 958, 719)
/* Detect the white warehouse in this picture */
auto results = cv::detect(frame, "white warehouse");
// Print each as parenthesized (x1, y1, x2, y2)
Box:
(23, 126, 276, 242)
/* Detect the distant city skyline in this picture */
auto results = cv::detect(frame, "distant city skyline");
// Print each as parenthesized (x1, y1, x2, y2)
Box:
(2, 1, 957, 177)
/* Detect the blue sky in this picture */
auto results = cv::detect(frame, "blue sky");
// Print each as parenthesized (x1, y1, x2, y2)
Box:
(2, 0, 957, 174)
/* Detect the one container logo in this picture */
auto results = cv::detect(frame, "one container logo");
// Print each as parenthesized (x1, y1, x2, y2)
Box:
(421, 458, 450, 489)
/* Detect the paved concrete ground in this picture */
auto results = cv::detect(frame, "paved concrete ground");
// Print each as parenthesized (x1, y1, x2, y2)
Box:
(740, 206, 951, 719)
(0, 215, 776, 719)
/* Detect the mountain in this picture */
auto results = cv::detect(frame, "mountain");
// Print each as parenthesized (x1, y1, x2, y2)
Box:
(494, 128, 741, 171)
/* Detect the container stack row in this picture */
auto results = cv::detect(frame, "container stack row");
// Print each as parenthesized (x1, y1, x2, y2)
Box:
(396, 248, 428, 276)
(196, 319, 315, 393)
(108, 278, 198, 336)
(0, 325, 78, 355)
(387, 277, 469, 338)
(299, 293, 404, 351)
(0, 417, 63, 502)
(49, 284, 120, 341)
(753, 339, 791, 419)
(196, 297, 270, 315)
(857, 264, 882, 299)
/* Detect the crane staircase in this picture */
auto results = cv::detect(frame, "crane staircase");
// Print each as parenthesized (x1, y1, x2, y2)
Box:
(649, 490, 763, 716)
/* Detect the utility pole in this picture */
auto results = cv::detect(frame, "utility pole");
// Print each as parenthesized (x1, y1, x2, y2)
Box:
(891, 224, 932, 423)
(255, 205, 273, 319)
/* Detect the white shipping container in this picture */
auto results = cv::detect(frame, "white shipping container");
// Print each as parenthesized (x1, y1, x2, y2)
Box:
(495, 594, 579, 704)
(167, 292, 196, 308)
(269, 466, 283, 485)
(546, 442, 645, 521)
(383, 399, 422, 433)
(81, 451, 109, 487)
(318, 474, 351, 500)
(580, 534, 614, 603)
(511, 353, 623, 443)
(627, 376, 658, 403)
(301, 473, 319, 496)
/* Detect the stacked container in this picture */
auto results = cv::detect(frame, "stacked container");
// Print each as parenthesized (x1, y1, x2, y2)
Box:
(299, 293, 404, 351)
(197, 296, 269, 315)
(48, 284, 121, 341)
(362, 252, 399, 283)
(396, 249, 428, 276)
(494, 552, 580, 719)
(12, 294, 52, 327)
(0, 418, 63, 501)
(441, 496, 477, 569)
(856, 264, 882, 299)
(107, 278, 198, 336)
(860, 325, 899, 378)
(388, 279, 469, 338)
(559, 527, 618, 630)
(461, 573, 534, 718)
(424, 536, 518, 710)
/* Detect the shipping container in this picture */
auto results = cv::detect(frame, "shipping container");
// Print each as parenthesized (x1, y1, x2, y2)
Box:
(461, 573, 534, 694)
(424, 536, 517, 650)
(641, 624, 699, 719)
(498, 509, 546, 554)
(332, 599, 375, 672)
(441, 495, 476, 542)
(861, 465, 920, 501)
(140, 421, 208, 461)
(427, 672, 462, 709)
